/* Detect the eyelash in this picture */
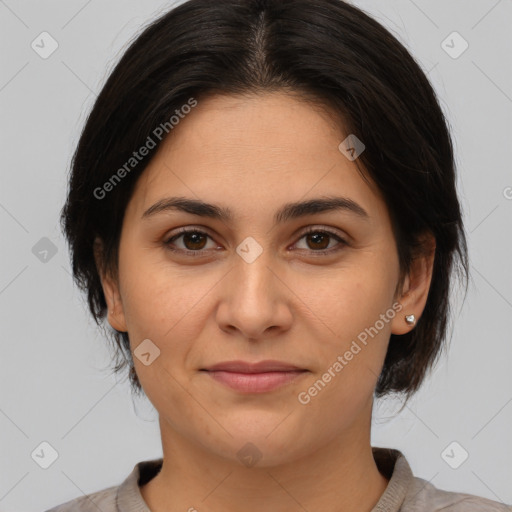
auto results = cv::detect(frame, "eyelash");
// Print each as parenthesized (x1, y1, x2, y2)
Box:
(163, 226, 348, 257)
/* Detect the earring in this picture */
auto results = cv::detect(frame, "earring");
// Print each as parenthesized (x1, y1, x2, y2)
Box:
(405, 314, 416, 325)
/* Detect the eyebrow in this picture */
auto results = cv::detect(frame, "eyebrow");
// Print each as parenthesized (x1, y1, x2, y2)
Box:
(141, 196, 370, 224)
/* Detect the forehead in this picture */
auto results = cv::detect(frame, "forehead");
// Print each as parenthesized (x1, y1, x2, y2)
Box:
(125, 92, 387, 226)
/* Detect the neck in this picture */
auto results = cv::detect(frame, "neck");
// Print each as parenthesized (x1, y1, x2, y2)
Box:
(140, 414, 389, 512)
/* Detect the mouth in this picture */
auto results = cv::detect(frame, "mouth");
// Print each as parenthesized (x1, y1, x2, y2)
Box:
(199, 360, 309, 393)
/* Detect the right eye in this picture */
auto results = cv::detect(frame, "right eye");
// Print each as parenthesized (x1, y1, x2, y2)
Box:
(163, 228, 219, 256)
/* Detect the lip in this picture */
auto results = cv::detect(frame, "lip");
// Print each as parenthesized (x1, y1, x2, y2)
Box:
(201, 359, 306, 373)
(200, 360, 308, 393)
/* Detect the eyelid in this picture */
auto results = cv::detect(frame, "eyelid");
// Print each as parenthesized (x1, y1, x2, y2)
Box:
(291, 226, 348, 253)
(163, 224, 349, 255)
(299, 225, 347, 240)
(163, 226, 220, 252)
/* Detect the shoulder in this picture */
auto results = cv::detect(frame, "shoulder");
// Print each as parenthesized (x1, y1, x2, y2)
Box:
(43, 484, 118, 512)
(43, 458, 162, 512)
(404, 476, 512, 511)
(371, 446, 511, 512)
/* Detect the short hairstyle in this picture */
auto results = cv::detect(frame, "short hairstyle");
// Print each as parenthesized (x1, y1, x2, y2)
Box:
(60, 0, 469, 403)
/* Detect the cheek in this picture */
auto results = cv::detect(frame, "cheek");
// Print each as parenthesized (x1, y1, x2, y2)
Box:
(291, 265, 396, 401)
(118, 251, 219, 395)
(118, 247, 204, 338)
(296, 262, 396, 343)
(121, 260, 204, 414)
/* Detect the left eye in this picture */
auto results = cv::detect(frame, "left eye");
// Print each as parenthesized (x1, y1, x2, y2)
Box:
(163, 228, 347, 255)
(294, 229, 347, 253)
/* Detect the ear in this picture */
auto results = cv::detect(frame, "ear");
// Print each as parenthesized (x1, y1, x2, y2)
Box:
(391, 232, 436, 335)
(93, 237, 128, 332)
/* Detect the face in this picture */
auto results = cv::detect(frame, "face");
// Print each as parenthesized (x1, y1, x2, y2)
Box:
(98, 92, 431, 466)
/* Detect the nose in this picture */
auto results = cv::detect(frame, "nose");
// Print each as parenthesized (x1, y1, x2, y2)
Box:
(215, 245, 293, 341)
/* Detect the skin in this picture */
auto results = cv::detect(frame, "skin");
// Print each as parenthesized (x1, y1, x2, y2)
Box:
(96, 91, 435, 512)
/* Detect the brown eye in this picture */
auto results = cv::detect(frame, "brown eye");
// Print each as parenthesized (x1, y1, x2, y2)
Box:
(180, 231, 208, 250)
(163, 226, 348, 258)
(164, 229, 215, 255)
(294, 228, 348, 255)
(305, 232, 330, 250)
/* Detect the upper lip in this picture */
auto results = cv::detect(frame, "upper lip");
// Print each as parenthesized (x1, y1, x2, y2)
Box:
(201, 360, 306, 373)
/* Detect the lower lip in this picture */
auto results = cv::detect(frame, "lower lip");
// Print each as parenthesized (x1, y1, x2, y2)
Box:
(202, 370, 307, 393)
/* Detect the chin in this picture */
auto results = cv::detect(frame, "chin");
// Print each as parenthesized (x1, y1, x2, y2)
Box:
(200, 421, 313, 469)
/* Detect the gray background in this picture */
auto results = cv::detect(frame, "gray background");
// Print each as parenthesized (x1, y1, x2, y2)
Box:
(1, 0, 511, 510)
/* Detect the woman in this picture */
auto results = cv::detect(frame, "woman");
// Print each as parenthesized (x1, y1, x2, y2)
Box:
(46, 0, 510, 510)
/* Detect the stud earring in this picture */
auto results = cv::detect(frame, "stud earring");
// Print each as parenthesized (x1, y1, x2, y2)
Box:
(405, 314, 416, 325)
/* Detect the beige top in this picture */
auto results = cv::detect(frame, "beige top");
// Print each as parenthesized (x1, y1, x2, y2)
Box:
(45, 447, 511, 511)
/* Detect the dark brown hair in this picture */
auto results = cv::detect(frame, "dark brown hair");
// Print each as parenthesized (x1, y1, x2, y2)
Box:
(60, 0, 469, 404)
